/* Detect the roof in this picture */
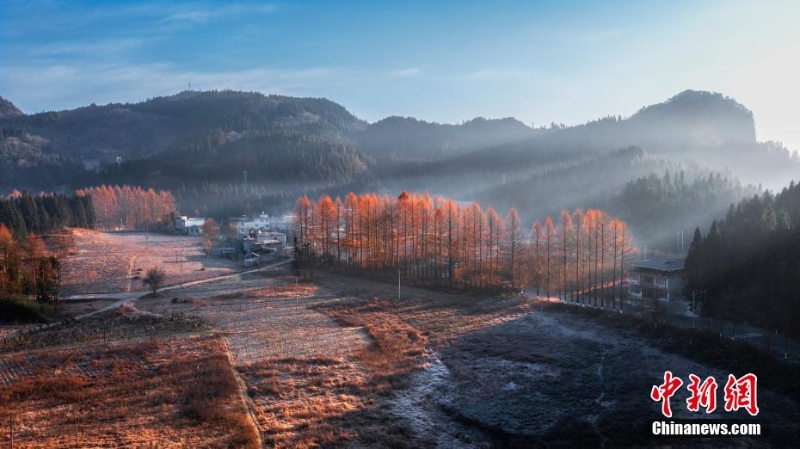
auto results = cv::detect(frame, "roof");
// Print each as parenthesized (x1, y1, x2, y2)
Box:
(631, 258, 685, 272)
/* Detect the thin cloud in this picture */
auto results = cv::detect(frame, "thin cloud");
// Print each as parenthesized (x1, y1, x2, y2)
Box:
(1, 2, 279, 36)
(24, 38, 151, 58)
(466, 68, 540, 80)
(558, 29, 624, 44)
(159, 4, 279, 24)
(388, 68, 422, 78)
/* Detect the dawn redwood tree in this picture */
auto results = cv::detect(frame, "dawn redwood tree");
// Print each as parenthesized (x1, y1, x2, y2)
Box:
(505, 207, 525, 290)
(572, 209, 584, 303)
(544, 216, 556, 297)
(581, 210, 596, 306)
(597, 210, 607, 308)
(609, 219, 623, 309)
(486, 207, 503, 287)
(530, 220, 543, 296)
(201, 218, 220, 255)
(345, 192, 358, 268)
(444, 199, 460, 285)
(334, 196, 344, 262)
(417, 194, 432, 280)
(317, 195, 336, 259)
(465, 202, 485, 289)
(559, 210, 574, 301)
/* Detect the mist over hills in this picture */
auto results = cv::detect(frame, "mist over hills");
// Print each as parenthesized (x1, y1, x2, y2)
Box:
(1, 88, 797, 251)
(355, 115, 535, 161)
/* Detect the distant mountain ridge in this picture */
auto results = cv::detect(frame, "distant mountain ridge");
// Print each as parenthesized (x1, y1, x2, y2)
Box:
(355, 115, 534, 160)
(0, 88, 793, 198)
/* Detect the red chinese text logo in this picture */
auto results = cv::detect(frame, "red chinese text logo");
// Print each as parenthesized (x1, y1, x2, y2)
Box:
(650, 371, 684, 418)
(651, 372, 758, 417)
(724, 373, 759, 416)
(686, 374, 718, 413)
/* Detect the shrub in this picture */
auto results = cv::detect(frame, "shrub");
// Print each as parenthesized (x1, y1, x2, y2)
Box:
(0, 295, 57, 323)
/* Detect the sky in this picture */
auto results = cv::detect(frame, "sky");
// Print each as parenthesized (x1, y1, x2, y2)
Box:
(1, 0, 799, 151)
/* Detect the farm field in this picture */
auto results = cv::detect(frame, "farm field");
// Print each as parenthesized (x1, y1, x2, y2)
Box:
(4, 261, 799, 447)
(0, 334, 259, 448)
(60, 229, 240, 295)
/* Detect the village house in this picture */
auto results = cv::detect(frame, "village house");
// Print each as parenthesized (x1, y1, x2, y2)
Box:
(241, 231, 287, 266)
(228, 212, 270, 236)
(175, 216, 206, 235)
(628, 258, 685, 302)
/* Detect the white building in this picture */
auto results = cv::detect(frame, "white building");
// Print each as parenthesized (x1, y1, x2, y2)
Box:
(175, 216, 206, 235)
(229, 212, 270, 235)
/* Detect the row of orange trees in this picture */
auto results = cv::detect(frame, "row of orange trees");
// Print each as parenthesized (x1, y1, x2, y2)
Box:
(295, 191, 636, 305)
(77, 185, 177, 231)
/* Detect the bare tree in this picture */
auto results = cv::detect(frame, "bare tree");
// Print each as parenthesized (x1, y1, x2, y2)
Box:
(142, 267, 166, 296)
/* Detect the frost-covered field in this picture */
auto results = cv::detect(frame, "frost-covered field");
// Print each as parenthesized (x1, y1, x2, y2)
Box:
(137, 279, 371, 364)
(5, 265, 798, 447)
(406, 307, 800, 447)
(61, 229, 239, 294)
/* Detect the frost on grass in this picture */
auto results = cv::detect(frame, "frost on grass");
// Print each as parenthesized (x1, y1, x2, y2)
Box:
(61, 230, 238, 294)
(0, 336, 259, 448)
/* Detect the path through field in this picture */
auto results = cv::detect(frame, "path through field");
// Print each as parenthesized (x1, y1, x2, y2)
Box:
(137, 274, 370, 364)
(61, 229, 240, 294)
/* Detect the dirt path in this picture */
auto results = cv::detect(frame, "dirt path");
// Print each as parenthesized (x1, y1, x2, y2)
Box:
(2, 259, 293, 341)
(221, 337, 265, 448)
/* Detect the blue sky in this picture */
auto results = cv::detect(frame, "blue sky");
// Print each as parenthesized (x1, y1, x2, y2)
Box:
(1, 0, 799, 150)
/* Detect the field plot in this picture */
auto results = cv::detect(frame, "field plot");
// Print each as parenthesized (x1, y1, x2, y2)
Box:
(137, 279, 372, 364)
(0, 307, 208, 356)
(61, 229, 239, 294)
(414, 307, 800, 447)
(0, 335, 259, 448)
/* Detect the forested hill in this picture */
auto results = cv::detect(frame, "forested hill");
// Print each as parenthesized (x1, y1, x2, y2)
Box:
(353, 116, 535, 160)
(0, 90, 373, 192)
(0, 97, 24, 119)
(0, 90, 367, 160)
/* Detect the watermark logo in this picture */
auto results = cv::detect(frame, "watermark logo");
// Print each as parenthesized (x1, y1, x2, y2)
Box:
(723, 373, 759, 416)
(686, 374, 717, 414)
(650, 371, 683, 418)
(651, 372, 759, 417)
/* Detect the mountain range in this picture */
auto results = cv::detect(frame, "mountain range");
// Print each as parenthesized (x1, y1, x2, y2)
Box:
(1, 89, 797, 251)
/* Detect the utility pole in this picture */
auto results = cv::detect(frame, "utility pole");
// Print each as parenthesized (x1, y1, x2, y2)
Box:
(398, 269, 401, 301)
(692, 291, 695, 329)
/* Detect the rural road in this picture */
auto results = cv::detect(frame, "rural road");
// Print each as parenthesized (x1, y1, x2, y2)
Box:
(69, 258, 293, 319)
(3, 258, 293, 340)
